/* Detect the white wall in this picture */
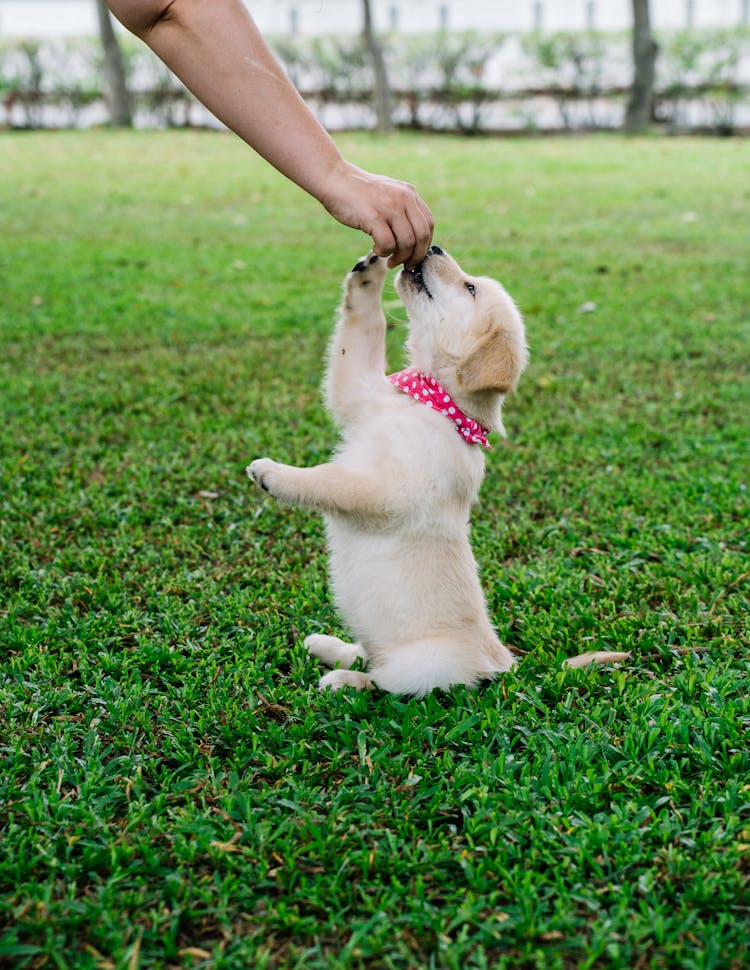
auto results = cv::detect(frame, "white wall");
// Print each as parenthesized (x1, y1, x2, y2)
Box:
(0, 0, 747, 38)
(259, 1, 750, 35)
(0, 0, 97, 36)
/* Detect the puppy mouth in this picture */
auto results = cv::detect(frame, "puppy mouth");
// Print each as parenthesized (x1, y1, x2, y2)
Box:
(401, 262, 433, 299)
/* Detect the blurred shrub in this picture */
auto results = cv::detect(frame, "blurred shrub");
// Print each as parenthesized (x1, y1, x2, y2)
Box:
(656, 27, 749, 133)
(520, 30, 625, 129)
(0, 28, 747, 134)
(393, 31, 505, 132)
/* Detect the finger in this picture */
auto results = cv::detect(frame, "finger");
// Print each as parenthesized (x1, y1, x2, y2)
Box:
(390, 204, 433, 270)
(403, 201, 434, 268)
(369, 218, 397, 261)
(418, 196, 435, 246)
(384, 211, 418, 269)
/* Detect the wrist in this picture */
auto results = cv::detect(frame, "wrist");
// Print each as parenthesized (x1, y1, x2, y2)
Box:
(310, 155, 357, 213)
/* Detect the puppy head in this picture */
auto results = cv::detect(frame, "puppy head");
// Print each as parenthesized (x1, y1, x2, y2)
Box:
(395, 247, 528, 430)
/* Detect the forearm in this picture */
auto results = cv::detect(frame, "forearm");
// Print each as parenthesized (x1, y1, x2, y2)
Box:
(106, 0, 344, 202)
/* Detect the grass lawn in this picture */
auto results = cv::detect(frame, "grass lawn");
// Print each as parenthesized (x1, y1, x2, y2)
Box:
(1, 129, 748, 969)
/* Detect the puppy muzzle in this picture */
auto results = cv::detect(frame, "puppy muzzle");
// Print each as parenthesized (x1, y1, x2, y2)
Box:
(400, 245, 444, 297)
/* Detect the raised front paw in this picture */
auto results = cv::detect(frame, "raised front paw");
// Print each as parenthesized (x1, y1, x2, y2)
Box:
(246, 458, 284, 499)
(345, 252, 387, 302)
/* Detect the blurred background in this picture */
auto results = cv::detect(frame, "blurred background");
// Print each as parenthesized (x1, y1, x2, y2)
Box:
(1, 0, 748, 135)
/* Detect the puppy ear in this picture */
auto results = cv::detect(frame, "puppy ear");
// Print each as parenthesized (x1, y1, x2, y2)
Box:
(456, 327, 523, 395)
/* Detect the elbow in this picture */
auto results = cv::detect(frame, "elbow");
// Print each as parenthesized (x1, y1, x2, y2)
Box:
(106, 0, 177, 38)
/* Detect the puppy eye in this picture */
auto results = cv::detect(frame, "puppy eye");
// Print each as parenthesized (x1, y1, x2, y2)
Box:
(465, 282, 476, 298)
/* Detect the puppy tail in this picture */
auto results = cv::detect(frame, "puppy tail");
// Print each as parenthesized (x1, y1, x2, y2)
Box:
(369, 635, 517, 697)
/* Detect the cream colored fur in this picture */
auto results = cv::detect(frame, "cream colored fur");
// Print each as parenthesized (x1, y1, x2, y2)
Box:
(248, 247, 533, 696)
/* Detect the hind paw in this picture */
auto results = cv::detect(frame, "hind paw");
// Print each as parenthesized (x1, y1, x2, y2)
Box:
(318, 669, 373, 692)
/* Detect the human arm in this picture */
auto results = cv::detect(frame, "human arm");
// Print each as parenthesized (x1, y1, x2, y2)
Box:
(105, 0, 434, 266)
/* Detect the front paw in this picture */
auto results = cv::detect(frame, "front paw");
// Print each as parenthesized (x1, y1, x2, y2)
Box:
(247, 458, 281, 497)
(345, 251, 387, 298)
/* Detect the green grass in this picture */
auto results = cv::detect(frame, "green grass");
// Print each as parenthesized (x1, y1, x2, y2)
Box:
(1, 130, 748, 969)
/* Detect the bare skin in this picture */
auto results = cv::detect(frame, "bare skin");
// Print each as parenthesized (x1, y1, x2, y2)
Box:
(105, 0, 434, 267)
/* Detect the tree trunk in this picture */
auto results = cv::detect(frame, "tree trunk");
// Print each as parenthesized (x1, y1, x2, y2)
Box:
(362, 0, 392, 132)
(624, 0, 658, 133)
(95, 0, 133, 127)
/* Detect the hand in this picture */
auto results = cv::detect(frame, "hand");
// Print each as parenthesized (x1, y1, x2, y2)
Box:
(319, 161, 434, 269)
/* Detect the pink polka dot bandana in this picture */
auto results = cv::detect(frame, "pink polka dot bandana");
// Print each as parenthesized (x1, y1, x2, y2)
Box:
(388, 367, 491, 448)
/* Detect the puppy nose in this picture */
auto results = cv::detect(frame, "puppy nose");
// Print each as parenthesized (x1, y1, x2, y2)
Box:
(429, 245, 444, 255)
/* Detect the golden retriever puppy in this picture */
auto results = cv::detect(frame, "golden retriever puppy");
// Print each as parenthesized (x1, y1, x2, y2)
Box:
(247, 246, 528, 696)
